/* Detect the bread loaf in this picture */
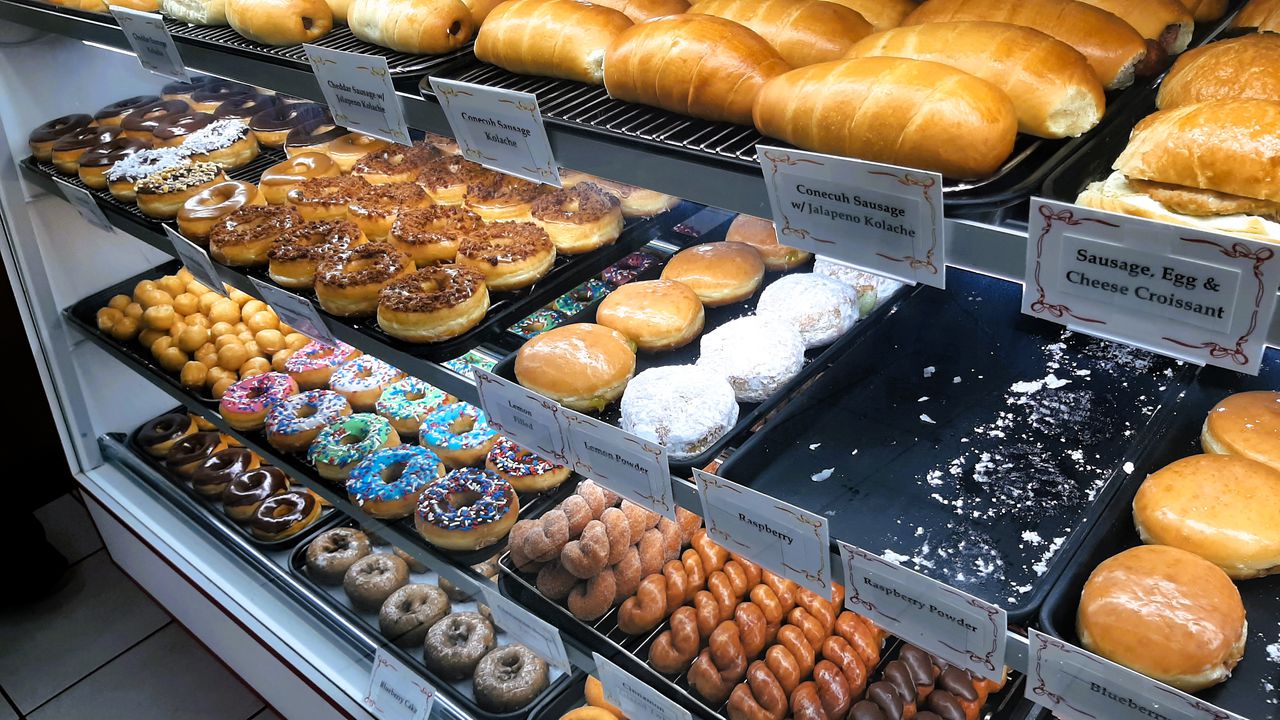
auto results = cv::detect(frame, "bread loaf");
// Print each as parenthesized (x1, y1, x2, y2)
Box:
(225, 0, 332, 44)
(1074, 0, 1193, 54)
(322, 0, 348, 23)
(1158, 34, 1280, 108)
(1178, 0, 1228, 21)
(462, 0, 504, 22)
(689, 0, 873, 67)
(903, 0, 1149, 90)
(604, 14, 791, 125)
(588, 0, 688, 22)
(163, 0, 227, 25)
(348, 0, 474, 53)
(752, 56, 1018, 178)
(475, 0, 633, 85)
(820, 0, 916, 31)
(106, 0, 161, 11)
(847, 21, 1104, 138)
(1235, 0, 1280, 32)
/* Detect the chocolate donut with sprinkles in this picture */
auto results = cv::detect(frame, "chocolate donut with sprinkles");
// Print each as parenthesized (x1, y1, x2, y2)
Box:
(414, 467, 519, 551)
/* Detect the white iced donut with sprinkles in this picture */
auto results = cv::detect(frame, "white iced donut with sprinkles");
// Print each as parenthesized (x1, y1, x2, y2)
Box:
(756, 273, 859, 349)
(696, 315, 804, 403)
(329, 355, 405, 412)
(621, 365, 739, 461)
(283, 339, 361, 389)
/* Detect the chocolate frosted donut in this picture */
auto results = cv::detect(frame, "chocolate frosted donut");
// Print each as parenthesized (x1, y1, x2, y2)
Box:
(222, 466, 288, 521)
(424, 612, 495, 680)
(191, 447, 257, 498)
(924, 692, 967, 720)
(122, 100, 191, 136)
(191, 80, 253, 109)
(53, 125, 121, 153)
(285, 120, 347, 154)
(473, 644, 549, 712)
(153, 112, 215, 145)
(79, 137, 153, 169)
(137, 411, 195, 456)
(343, 553, 410, 610)
(29, 113, 94, 159)
(249, 102, 330, 147)
(165, 431, 225, 476)
(95, 95, 161, 124)
(162, 77, 215, 100)
(250, 490, 319, 541)
(378, 584, 449, 647)
(214, 94, 279, 119)
(305, 527, 371, 585)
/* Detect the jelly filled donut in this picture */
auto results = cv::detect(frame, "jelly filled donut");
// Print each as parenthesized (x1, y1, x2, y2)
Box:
(165, 431, 228, 477)
(414, 468, 519, 551)
(419, 402, 499, 468)
(219, 371, 299, 431)
(266, 388, 352, 453)
(343, 552, 410, 610)
(222, 466, 289, 522)
(756, 273, 859, 349)
(346, 444, 445, 519)
(308, 413, 400, 481)
(696, 315, 804, 403)
(620, 365, 738, 461)
(379, 584, 450, 648)
(268, 219, 367, 288)
(283, 339, 361, 389)
(330, 355, 406, 412)
(251, 489, 322, 542)
(485, 437, 570, 493)
(137, 411, 196, 456)
(305, 526, 371, 585)
(191, 447, 259, 498)
(424, 612, 496, 680)
(375, 376, 453, 437)
(473, 644, 550, 713)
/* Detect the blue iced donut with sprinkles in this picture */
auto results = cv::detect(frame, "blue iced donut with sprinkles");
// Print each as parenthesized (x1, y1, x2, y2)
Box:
(375, 376, 453, 437)
(266, 389, 352, 454)
(346, 444, 445, 519)
(413, 468, 519, 551)
(419, 402, 499, 469)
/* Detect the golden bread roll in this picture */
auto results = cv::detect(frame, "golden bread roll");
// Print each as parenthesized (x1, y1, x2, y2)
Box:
(225, 0, 333, 44)
(660, 242, 765, 306)
(463, 0, 504, 22)
(689, 0, 873, 67)
(1074, 0, 1193, 54)
(348, 0, 475, 53)
(903, 0, 1149, 90)
(162, 0, 228, 25)
(1179, 0, 1228, 21)
(724, 214, 811, 270)
(1202, 391, 1280, 472)
(603, 14, 791, 125)
(1077, 545, 1245, 692)
(821, 0, 916, 31)
(515, 323, 637, 411)
(1235, 0, 1280, 32)
(752, 56, 1018, 179)
(475, 0, 633, 85)
(587, 0, 688, 22)
(106, 0, 161, 11)
(595, 279, 705, 351)
(847, 21, 1105, 139)
(1159, 34, 1280, 109)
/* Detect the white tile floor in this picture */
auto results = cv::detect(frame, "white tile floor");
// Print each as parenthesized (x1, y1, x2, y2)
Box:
(0, 494, 281, 720)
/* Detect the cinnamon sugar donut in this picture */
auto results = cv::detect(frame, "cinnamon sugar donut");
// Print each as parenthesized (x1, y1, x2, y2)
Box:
(600, 507, 632, 564)
(568, 568, 617, 621)
(260, 152, 339, 204)
(287, 175, 371, 221)
(415, 154, 492, 205)
(268, 219, 367, 288)
(530, 183, 624, 255)
(353, 143, 441, 185)
(389, 205, 483, 265)
(456, 222, 555, 292)
(315, 241, 415, 316)
(464, 174, 547, 221)
(377, 265, 490, 343)
(561, 520, 611, 579)
(612, 545, 643, 601)
(208, 204, 302, 266)
(348, 182, 431, 240)
(536, 561, 578, 600)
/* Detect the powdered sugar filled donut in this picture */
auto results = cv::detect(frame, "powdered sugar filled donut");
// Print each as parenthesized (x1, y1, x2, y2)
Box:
(756, 273, 858, 349)
(621, 366, 739, 460)
(696, 315, 804, 403)
(813, 256, 904, 314)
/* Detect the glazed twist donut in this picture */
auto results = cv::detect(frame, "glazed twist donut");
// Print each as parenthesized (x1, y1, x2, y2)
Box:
(650, 605, 703, 674)
(616, 553, 700, 635)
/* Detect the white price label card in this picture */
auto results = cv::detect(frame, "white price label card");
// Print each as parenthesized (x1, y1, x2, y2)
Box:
(110, 7, 189, 81)
(304, 45, 410, 145)
(758, 145, 945, 289)
(429, 78, 560, 186)
(563, 410, 676, 520)
(363, 647, 436, 720)
(692, 468, 831, 597)
(1025, 198, 1280, 374)
(248, 277, 338, 345)
(1025, 629, 1245, 720)
(472, 368, 570, 464)
(480, 587, 571, 674)
(163, 226, 226, 297)
(838, 541, 1007, 681)
(593, 652, 691, 720)
(56, 181, 114, 234)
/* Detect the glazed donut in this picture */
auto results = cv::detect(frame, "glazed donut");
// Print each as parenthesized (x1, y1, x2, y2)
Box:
(208, 203, 302, 266)
(353, 143, 440, 185)
(418, 402, 499, 468)
(696, 316, 804, 403)
(484, 438, 570, 493)
(376, 265, 490, 344)
(375, 376, 453, 437)
(561, 169, 681, 218)
(250, 489, 322, 541)
(389, 205, 483, 265)
(287, 175, 371, 221)
(305, 526, 371, 584)
(308, 413, 401, 481)
(457, 222, 556, 292)
(328, 133, 390, 173)
(530, 183, 624, 255)
(152, 111, 215, 147)
(689, 619, 752, 704)
(474, 645, 550, 713)
(250, 102, 330, 148)
(379, 584, 450, 647)
(121, 100, 190, 139)
(283, 339, 361, 389)
(329, 355, 405, 411)
(213, 94, 279, 121)
(343, 552, 410, 610)
(285, 121, 347, 157)
(190, 81, 253, 113)
(137, 411, 196, 456)
(414, 468, 519, 551)
(662, 242, 766, 307)
(135, 162, 226, 220)
(266, 388, 352, 453)
(165, 431, 228, 477)
(416, 154, 492, 205)
(261, 151, 339, 205)
(178, 180, 265, 242)
(77, 136, 151, 190)
(219, 371, 299, 431)
(596, 280, 705, 352)
(347, 444, 445, 518)
(181, 118, 260, 170)
(268, 219, 366, 288)
(424, 612, 495, 680)
(464, 174, 546, 222)
(29, 113, 94, 160)
(349, 182, 432, 240)
(51, 125, 122, 174)
(105, 146, 190, 202)
(311, 241, 413, 316)
(756, 273, 859, 349)
(94, 95, 160, 126)
(221, 466, 289, 522)
(191, 447, 259, 498)
(601, 250, 661, 288)
(726, 214, 812, 271)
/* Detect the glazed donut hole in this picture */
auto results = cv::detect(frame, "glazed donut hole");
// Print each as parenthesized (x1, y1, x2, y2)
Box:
(210, 321, 236, 337)
(286, 333, 309, 350)
(214, 333, 242, 350)
(209, 298, 241, 324)
(198, 292, 220, 314)
(158, 275, 186, 297)
(139, 329, 166, 349)
(240, 356, 271, 377)
(279, 323, 296, 335)
(124, 302, 144, 320)
(173, 292, 200, 316)
(150, 335, 174, 356)
(211, 376, 236, 399)
(206, 366, 234, 386)
(133, 280, 156, 300)
(246, 310, 278, 333)
(158, 347, 188, 373)
(217, 343, 249, 371)
(185, 314, 211, 329)
(255, 329, 286, 354)
(229, 288, 253, 306)
(176, 267, 195, 284)
(188, 280, 213, 296)
(108, 294, 130, 310)
(271, 348, 293, 372)
(140, 289, 173, 310)
(96, 307, 123, 330)
(180, 361, 208, 389)
(243, 340, 261, 358)
(241, 299, 267, 318)
(110, 317, 139, 341)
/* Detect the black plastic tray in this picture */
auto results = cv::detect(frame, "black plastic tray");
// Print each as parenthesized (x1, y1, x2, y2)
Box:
(1037, 350, 1280, 720)
(288, 516, 578, 720)
(64, 260, 580, 565)
(716, 267, 1195, 624)
(492, 213, 918, 472)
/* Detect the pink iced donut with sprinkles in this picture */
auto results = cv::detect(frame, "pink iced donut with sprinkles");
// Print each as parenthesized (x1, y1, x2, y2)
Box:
(265, 389, 352, 454)
(283, 339, 361, 390)
(219, 371, 299, 431)
(330, 355, 405, 412)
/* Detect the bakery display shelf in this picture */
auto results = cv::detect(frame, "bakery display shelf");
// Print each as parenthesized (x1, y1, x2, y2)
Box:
(288, 514, 580, 720)
(1036, 350, 1280, 720)
(491, 210, 918, 472)
(65, 261, 579, 568)
(126, 416, 343, 549)
(716, 267, 1196, 625)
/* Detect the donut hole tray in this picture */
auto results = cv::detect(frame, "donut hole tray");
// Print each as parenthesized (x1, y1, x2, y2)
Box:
(491, 209, 919, 472)
(715, 267, 1196, 625)
(126, 409, 342, 550)
(1036, 350, 1280, 720)
(288, 515, 579, 720)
